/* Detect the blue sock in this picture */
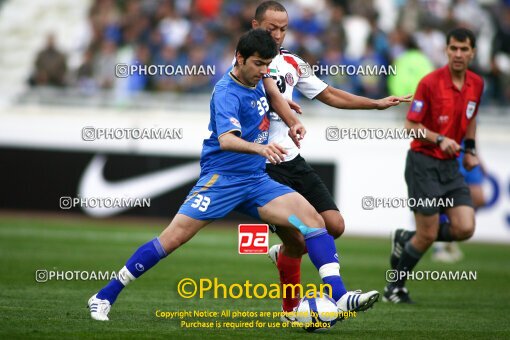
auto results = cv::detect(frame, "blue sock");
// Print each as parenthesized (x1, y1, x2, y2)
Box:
(97, 237, 167, 304)
(305, 228, 347, 301)
(96, 279, 124, 305)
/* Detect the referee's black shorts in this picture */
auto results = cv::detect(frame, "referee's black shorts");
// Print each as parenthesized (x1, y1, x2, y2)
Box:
(265, 154, 339, 214)
(405, 149, 473, 215)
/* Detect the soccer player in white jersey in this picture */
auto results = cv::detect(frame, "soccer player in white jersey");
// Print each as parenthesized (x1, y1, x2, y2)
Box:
(252, 1, 412, 317)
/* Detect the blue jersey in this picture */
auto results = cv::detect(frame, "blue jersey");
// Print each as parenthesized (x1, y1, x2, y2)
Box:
(200, 72, 271, 176)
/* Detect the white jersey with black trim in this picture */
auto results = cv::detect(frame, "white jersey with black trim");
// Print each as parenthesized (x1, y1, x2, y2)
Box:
(267, 47, 328, 162)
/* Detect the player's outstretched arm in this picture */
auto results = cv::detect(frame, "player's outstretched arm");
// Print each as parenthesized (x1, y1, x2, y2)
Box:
(287, 99, 302, 114)
(218, 132, 287, 164)
(263, 77, 306, 147)
(315, 86, 412, 110)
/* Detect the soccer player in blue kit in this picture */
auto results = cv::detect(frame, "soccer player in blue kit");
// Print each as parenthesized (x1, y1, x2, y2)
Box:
(88, 29, 349, 321)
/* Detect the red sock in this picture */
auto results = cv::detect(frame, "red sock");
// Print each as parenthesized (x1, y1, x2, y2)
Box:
(277, 251, 302, 312)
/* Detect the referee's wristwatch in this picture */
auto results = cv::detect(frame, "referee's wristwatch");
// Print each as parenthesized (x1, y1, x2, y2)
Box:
(436, 135, 445, 146)
(465, 148, 477, 156)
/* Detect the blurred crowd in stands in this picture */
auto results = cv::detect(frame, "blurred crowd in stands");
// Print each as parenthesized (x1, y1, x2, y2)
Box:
(30, 0, 510, 105)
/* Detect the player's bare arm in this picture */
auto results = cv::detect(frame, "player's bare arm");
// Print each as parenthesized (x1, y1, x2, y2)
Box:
(463, 119, 479, 170)
(405, 119, 460, 156)
(315, 86, 412, 110)
(263, 77, 306, 147)
(286, 99, 302, 114)
(218, 132, 287, 164)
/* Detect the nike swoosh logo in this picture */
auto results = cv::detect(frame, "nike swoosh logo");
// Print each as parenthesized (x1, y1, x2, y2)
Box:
(78, 155, 200, 217)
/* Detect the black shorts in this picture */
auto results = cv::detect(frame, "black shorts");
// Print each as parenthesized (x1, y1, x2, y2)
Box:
(405, 150, 473, 215)
(265, 154, 339, 214)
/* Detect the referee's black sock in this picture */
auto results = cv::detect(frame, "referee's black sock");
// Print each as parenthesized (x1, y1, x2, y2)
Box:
(394, 241, 424, 288)
(436, 222, 454, 242)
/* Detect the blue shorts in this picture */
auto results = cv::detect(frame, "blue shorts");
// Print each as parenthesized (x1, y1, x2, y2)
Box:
(457, 152, 484, 185)
(177, 172, 294, 220)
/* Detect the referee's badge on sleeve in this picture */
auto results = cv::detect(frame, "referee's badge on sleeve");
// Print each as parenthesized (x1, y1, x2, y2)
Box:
(411, 100, 423, 113)
(466, 101, 476, 119)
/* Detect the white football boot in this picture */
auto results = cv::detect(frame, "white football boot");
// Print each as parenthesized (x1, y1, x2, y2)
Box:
(432, 242, 463, 263)
(88, 294, 111, 321)
(336, 290, 380, 312)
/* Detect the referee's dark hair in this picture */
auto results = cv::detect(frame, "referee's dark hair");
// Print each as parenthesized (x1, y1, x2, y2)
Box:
(255, 1, 287, 22)
(446, 28, 476, 48)
(235, 29, 278, 64)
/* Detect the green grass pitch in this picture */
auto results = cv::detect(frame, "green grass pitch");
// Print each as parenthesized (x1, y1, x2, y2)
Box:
(0, 216, 509, 339)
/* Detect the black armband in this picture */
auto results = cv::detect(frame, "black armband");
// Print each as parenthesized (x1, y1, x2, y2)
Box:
(464, 139, 476, 150)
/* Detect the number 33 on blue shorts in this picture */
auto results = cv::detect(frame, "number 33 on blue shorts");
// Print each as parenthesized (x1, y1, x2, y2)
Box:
(177, 172, 294, 220)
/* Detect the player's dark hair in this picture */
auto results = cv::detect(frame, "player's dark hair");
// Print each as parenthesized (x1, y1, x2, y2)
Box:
(235, 29, 278, 62)
(446, 28, 476, 48)
(255, 1, 287, 22)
